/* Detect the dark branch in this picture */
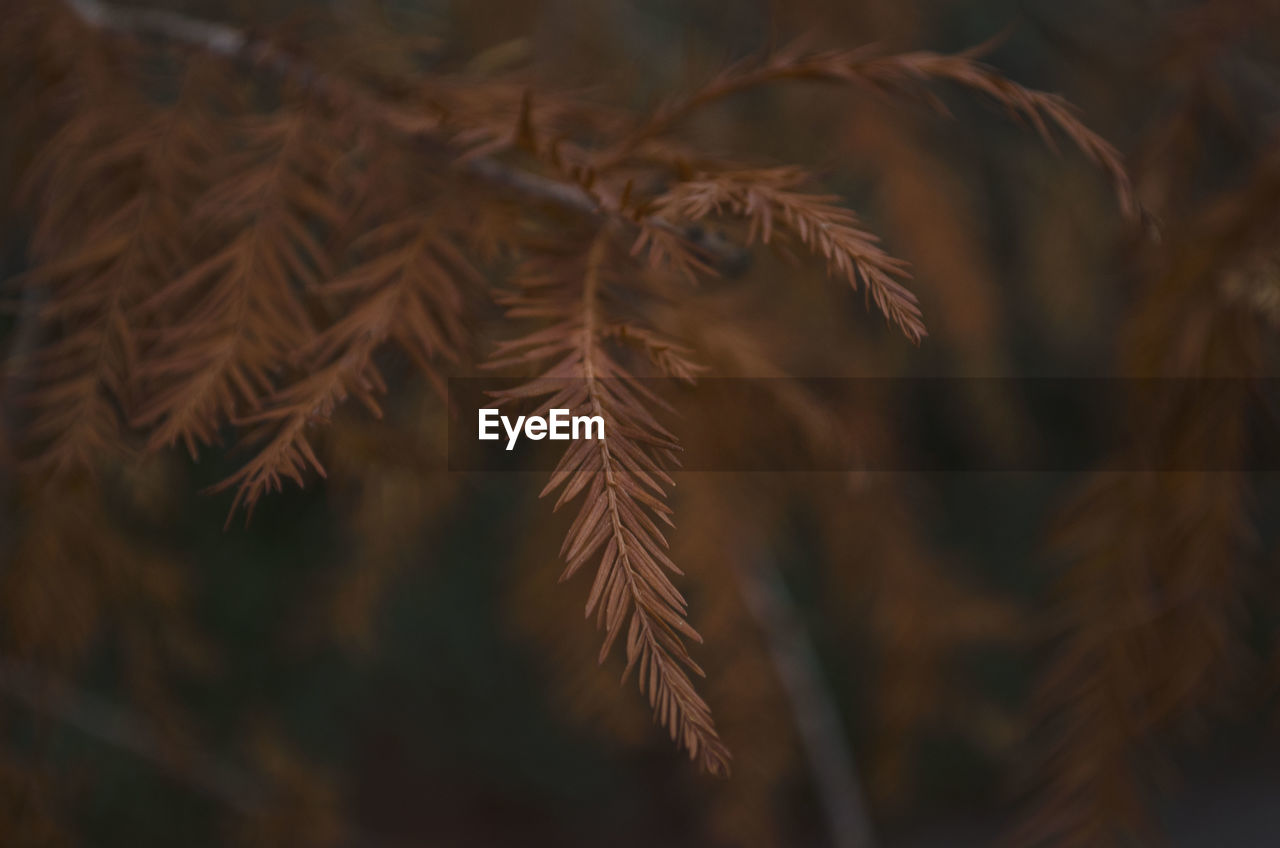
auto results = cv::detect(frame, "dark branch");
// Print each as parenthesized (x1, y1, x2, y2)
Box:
(62, 0, 749, 274)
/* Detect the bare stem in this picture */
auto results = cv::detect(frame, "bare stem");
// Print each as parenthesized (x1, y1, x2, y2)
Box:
(0, 659, 412, 847)
(0, 658, 268, 813)
(732, 556, 879, 848)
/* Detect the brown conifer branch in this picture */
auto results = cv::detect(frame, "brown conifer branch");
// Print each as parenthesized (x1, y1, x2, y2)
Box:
(135, 111, 342, 464)
(0, 657, 269, 813)
(0, 659, 409, 847)
(602, 42, 1140, 221)
(648, 168, 927, 342)
(59, 0, 747, 275)
(13, 76, 211, 477)
(200, 205, 473, 523)
(488, 233, 731, 774)
(35, 0, 1154, 792)
(1016, 154, 1280, 844)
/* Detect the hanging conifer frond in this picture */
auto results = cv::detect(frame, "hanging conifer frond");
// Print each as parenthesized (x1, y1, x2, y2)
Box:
(603, 42, 1139, 221)
(643, 168, 926, 342)
(135, 111, 345, 459)
(210, 211, 477, 522)
(1020, 159, 1277, 845)
(14, 63, 220, 477)
(488, 233, 730, 774)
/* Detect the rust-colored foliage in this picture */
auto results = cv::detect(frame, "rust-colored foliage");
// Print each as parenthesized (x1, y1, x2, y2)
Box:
(3, 0, 1143, 812)
(645, 167, 925, 341)
(1020, 157, 1280, 848)
(487, 233, 732, 772)
(996, 2, 1280, 842)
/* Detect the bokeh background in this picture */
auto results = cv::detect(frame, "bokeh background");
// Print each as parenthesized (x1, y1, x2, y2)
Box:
(4, 0, 1280, 846)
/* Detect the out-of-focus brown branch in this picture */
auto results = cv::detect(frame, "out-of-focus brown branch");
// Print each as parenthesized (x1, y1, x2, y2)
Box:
(0, 659, 412, 847)
(60, 0, 748, 273)
(0, 658, 268, 813)
(732, 556, 879, 848)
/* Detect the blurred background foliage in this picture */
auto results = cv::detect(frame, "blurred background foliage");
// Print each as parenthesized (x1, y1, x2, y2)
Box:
(4, 0, 1280, 846)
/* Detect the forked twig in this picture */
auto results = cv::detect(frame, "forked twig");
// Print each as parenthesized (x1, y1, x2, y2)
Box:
(60, 0, 748, 273)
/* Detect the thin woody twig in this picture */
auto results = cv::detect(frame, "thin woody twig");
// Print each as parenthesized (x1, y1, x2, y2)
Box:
(0, 657, 268, 813)
(0, 659, 414, 847)
(732, 555, 879, 848)
(60, 0, 748, 273)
